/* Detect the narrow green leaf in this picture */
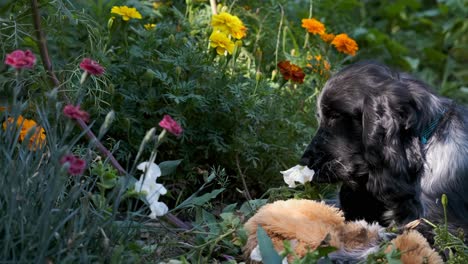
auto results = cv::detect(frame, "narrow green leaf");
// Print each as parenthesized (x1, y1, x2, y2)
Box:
(257, 225, 282, 264)
(159, 159, 182, 176)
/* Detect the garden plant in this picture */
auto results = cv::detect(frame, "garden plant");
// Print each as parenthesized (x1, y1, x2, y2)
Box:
(0, 0, 467, 263)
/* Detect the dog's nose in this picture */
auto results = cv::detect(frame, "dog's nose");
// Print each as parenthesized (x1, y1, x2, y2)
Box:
(299, 157, 310, 166)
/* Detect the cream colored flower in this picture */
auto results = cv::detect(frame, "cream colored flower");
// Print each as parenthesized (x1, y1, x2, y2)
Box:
(135, 162, 169, 218)
(280, 165, 315, 188)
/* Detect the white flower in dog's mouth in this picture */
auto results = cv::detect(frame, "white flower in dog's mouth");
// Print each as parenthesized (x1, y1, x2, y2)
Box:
(281, 165, 315, 188)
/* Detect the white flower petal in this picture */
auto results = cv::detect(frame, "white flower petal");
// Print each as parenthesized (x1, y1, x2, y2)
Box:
(147, 184, 167, 204)
(280, 165, 315, 188)
(149, 201, 169, 218)
(137, 161, 161, 179)
(250, 245, 262, 262)
(300, 166, 315, 181)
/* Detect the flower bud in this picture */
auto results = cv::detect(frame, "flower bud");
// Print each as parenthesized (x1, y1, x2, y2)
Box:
(271, 69, 277, 81)
(441, 193, 448, 207)
(220, 5, 228, 13)
(175, 66, 182, 76)
(255, 71, 262, 82)
(107, 17, 115, 30)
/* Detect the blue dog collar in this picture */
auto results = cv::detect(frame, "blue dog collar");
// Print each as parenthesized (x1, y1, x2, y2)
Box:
(420, 108, 447, 144)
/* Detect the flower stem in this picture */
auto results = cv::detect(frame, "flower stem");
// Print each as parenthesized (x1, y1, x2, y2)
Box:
(303, 0, 314, 49)
(209, 0, 217, 15)
(31, 0, 61, 88)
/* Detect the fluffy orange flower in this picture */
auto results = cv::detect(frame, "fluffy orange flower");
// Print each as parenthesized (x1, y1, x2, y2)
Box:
(331, 34, 359, 56)
(320, 33, 335, 43)
(2, 115, 46, 150)
(277, 61, 306, 84)
(301, 18, 325, 35)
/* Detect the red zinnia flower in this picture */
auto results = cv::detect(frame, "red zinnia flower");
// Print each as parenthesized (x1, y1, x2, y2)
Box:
(158, 115, 183, 136)
(60, 154, 87, 175)
(63, 104, 90, 123)
(277, 61, 306, 84)
(79, 58, 105, 75)
(5, 49, 36, 69)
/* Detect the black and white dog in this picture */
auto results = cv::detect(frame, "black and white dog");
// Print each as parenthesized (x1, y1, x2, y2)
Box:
(300, 61, 468, 238)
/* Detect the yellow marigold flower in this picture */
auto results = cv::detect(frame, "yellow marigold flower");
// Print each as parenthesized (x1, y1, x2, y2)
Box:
(320, 33, 335, 43)
(144, 23, 156, 30)
(315, 55, 322, 61)
(211, 12, 247, 39)
(2, 115, 46, 150)
(209, 31, 235, 55)
(331, 33, 359, 56)
(111, 6, 142, 21)
(301, 18, 325, 35)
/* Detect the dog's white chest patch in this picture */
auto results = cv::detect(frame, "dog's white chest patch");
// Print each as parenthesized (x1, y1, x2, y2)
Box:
(421, 129, 468, 194)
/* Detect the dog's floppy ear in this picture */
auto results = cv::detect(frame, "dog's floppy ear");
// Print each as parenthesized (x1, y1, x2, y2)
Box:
(361, 80, 421, 173)
(361, 81, 424, 222)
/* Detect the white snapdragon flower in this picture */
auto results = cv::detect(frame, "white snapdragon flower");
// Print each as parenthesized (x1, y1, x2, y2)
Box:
(135, 161, 169, 218)
(149, 201, 169, 219)
(280, 165, 315, 188)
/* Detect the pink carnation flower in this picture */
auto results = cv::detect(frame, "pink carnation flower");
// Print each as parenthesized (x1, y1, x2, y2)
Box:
(158, 115, 183, 136)
(5, 49, 36, 69)
(60, 154, 87, 175)
(63, 104, 90, 123)
(79, 58, 105, 75)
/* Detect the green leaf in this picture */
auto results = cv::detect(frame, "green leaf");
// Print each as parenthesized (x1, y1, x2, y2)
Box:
(257, 225, 282, 264)
(316, 245, 338, 258)
(159, 159, 182, 176)
(222, 203, 238, 213)
(174, 188, 225, 210)
(239, 199, 268, 216)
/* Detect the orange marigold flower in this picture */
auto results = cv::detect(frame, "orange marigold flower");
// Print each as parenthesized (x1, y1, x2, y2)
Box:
(324, 60, 331, 71)
(2, 115, 46, 150)
(315, 55, 322, 61)
(277, 61, 306, 84)
(320, 33, 335, 43)
(331, 33, 358, 56)
(301, 18, 325, 35)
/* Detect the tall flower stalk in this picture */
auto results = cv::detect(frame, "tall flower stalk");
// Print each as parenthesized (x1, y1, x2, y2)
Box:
(29, 1, 190, 229)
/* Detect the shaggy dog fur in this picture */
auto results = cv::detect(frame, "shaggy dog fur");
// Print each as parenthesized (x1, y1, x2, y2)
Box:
(299, 61, 468, 238)
(244, 199, 443, 263)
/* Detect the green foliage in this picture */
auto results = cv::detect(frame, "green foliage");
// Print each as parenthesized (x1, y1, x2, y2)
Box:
(1, 0, 467, 262)
(430, 194, 468, 263)
(182, 202, 248, 262)
(257, 225, 283, 263)
(365, 243, 403, 264)
(0, 99, 142, 262)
